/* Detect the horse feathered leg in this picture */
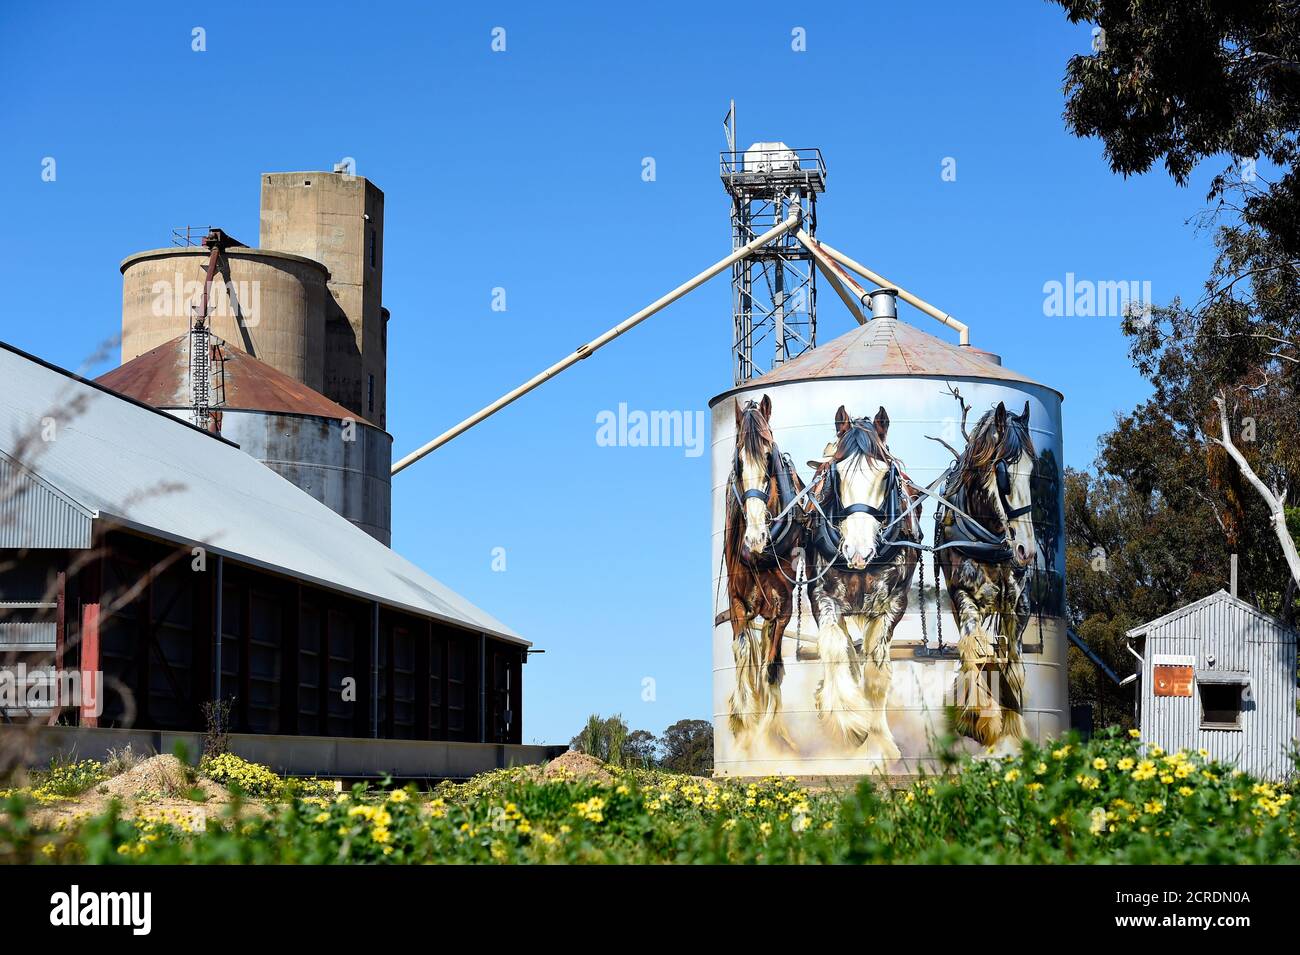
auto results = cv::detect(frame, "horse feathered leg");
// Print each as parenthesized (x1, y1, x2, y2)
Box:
(727, 597, 759, 745)
(950, 582, 1002, 746)
(857, 611, 901, 764)
(813, 596, 872, 747)
(996, 584, 1031, 743)
(762, 609, 796, 751)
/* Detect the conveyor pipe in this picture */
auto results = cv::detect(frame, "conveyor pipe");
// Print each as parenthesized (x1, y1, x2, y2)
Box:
(391, 210, 803, 474)
(815, 240, 970, 346)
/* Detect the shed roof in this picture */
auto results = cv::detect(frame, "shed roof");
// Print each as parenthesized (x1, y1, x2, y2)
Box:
(96, 335, 373, 426)
(1126, 589, 1293, 639)
(0, 341, 524, 646)
(711, 316, 1061, 403)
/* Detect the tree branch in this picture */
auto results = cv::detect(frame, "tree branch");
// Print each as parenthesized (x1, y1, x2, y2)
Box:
(1210, 391, 1300, 588)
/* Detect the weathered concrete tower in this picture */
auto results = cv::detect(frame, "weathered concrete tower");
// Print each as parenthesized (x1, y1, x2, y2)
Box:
(259, 171, 388, 428)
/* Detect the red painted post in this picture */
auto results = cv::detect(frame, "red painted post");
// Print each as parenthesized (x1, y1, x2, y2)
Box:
(79, 556, 101, 727)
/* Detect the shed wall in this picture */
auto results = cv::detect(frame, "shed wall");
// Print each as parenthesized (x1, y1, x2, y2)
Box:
(1139, 597, 1298, 780)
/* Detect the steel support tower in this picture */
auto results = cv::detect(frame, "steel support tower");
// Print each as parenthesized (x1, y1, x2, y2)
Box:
(720, 141, 826, 384)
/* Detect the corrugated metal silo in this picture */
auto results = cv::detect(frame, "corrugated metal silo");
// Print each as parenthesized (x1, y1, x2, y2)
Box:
(96, 336, 392, 544)
(710, 305, 1067, 777)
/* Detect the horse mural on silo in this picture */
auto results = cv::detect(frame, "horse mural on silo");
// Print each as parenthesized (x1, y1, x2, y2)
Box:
(721, 395, 804, 751)
(804, 406, 922, 760)
(932, 397, 1038, 747)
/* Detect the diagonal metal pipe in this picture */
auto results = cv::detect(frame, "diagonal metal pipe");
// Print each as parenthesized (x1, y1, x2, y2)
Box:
(391, 209, 804, 474)
(814, 239, 970, 346)
(795, 230, 868, 324)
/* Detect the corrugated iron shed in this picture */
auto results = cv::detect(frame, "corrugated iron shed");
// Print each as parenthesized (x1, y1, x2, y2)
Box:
(95, 334, 373, 425)
(0, 341, 524, 646)
(1128, 590, 1297, 780)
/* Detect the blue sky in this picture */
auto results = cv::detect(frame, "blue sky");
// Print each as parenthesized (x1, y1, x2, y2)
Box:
(1, 2, 1225, 744)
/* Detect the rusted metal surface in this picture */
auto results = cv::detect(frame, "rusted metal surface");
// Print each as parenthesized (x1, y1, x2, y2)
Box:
(1154, 664, 1194, 697)
(96, 334, 373, 425)
(713, 316, 1061, 401)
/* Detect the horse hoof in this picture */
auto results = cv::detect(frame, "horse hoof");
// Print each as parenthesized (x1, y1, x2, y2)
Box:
(766, 661, 784, 685)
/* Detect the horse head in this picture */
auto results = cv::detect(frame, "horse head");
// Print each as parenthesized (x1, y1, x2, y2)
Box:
(826, 405, 895, 571)
(732, 394, 780, 561)
(961, 400, 1037, 569)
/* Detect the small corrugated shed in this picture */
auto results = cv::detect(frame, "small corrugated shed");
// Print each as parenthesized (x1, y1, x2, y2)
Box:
(0, 341, 524, 646)
(1128, 590, 1298, 780)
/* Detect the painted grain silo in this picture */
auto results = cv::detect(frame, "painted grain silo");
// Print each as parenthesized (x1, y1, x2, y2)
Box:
(709, 290, 1067, 778)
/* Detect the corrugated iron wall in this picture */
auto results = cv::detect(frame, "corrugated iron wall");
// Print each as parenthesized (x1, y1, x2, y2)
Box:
(0, 452, 93, 549)
(1139, 596, 1298, 780)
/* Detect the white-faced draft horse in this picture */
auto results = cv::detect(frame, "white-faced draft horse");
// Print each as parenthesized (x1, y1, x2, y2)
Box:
(722, 395, 804, 749)
(933, 400, 1038, 747)
(805, 406, 921, 758)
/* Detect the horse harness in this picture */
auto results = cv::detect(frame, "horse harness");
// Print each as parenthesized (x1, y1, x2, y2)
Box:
(728, 444, 803, 564)
(933, 452, 1033, 565)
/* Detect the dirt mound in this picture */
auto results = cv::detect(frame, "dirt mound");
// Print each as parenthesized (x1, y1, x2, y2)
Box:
(99, 755, 225, 803)
(542, 750, 614, 784)
(24, 754, 250, 830)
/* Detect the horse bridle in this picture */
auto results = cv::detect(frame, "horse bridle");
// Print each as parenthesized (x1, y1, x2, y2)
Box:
(935, 451, 1034, 563)
(729, 444, 801, 561)
(809, 445, 920, 567)
(995, 458, 1034, 525)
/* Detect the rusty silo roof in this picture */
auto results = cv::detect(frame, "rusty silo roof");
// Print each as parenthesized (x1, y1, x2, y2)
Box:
(713, 317, 1061, 402)
(96, 334, 374, 425)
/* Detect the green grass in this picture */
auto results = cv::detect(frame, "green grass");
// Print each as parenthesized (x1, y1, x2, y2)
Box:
(2, 728, 1296, 864)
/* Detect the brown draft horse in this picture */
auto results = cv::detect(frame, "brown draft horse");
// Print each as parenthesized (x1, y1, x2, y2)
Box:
(933, 400, 1038, 747)
(805, 406, 921, 758)
(722, 395, 804, 750)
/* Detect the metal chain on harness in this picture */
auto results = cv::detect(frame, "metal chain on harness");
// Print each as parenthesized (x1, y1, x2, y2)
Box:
(917, 551, 928, 649)
(934, 554, 943, 647)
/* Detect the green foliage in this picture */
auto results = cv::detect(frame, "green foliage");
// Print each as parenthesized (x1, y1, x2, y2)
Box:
(198, 753, 283, 799)
(571, 713, 639, 766)
(1051, 0, 1300, 256)
(10, 729, 1289, 864)
(658, 719, 713, 775)
(29, 758, 106, 799)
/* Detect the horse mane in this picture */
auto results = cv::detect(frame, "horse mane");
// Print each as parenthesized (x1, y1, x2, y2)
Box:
(737, 401, 774, 467)
(957, 407, 1036, 504)
(813, 416, 891, 514)
(834, 418, 889, 468)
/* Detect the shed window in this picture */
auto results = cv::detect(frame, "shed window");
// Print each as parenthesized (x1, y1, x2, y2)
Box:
(1199, 681, 1246, 729)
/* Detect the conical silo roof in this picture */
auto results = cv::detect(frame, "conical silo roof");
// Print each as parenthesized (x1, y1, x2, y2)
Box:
(97, 334, 376, 425)
(713, 317, 1061, 401)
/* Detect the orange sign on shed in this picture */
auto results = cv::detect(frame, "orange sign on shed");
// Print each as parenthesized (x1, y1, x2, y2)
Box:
(1154, 665, 1194, 697)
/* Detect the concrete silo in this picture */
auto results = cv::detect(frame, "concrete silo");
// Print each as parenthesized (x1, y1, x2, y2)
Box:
(710, 298, 1067, 778)
(120, 245, 330, 393)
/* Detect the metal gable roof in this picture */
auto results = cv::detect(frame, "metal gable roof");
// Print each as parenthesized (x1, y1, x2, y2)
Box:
(1126, 589, 1294, 640)
(0, 341, 525, 646)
